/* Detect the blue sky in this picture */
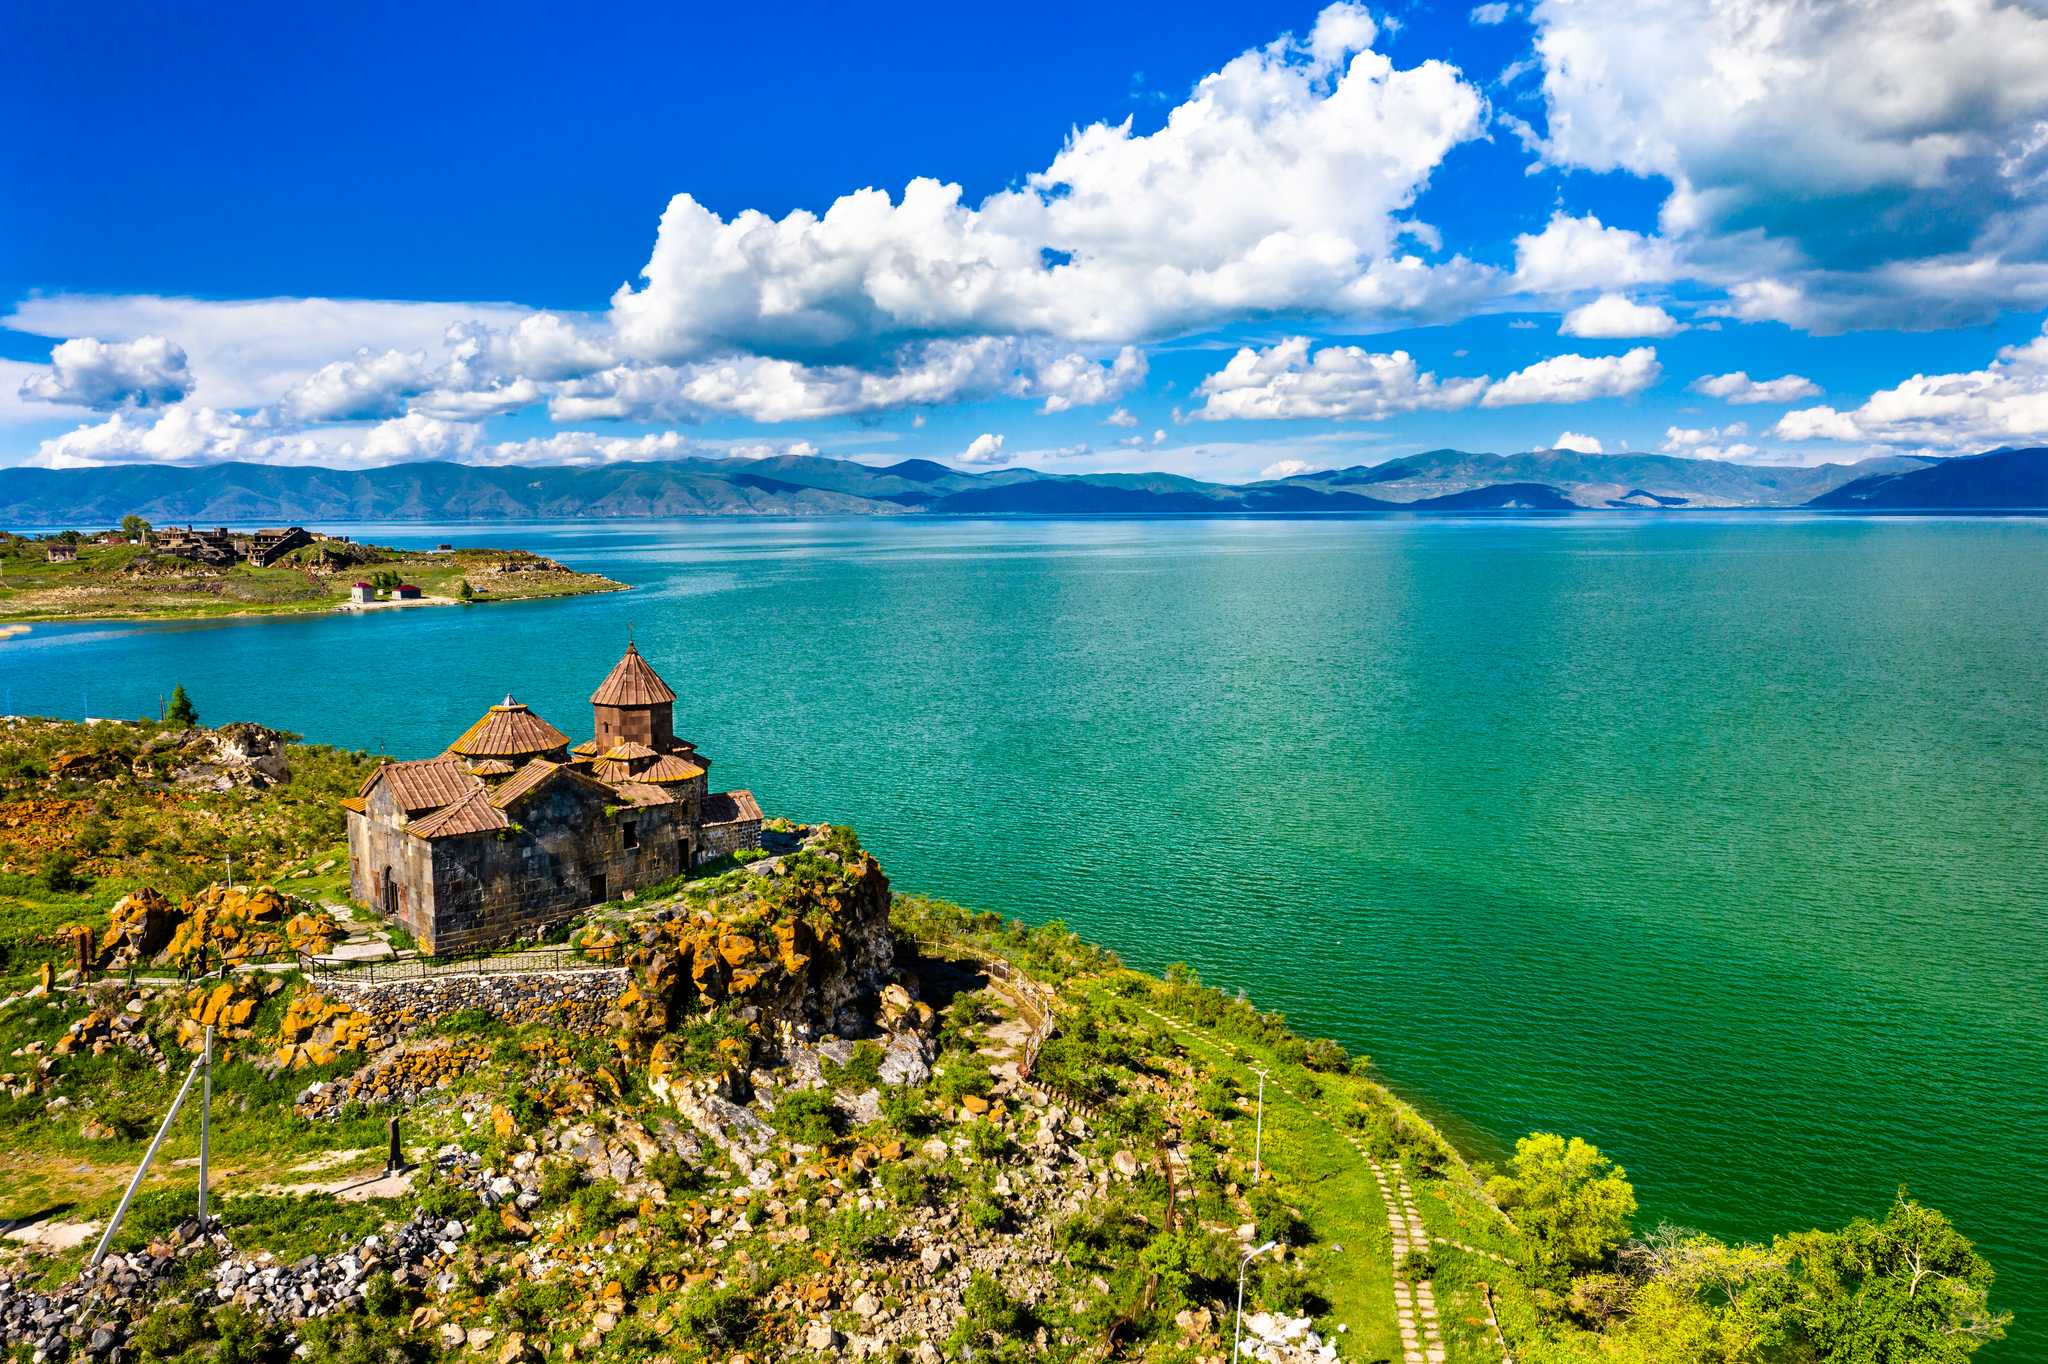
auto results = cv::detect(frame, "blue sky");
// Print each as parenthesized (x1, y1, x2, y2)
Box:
(6, 0, 2048, 480)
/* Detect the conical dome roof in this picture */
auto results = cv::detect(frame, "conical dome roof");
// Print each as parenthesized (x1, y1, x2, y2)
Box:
(591, 643, 677, 707)
(447, 696, 571, 759)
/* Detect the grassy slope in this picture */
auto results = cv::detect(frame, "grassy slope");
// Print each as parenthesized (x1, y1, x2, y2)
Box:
(0, 540, 622, 622)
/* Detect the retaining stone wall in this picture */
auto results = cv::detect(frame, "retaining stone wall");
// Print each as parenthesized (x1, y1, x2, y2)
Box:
(321, 968, 629, 1034)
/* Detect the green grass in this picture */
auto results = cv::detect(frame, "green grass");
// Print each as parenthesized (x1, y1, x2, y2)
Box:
(0, 539, 622, 623)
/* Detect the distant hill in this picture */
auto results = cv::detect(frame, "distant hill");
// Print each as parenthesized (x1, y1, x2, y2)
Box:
(0, 448, 2026, 525)
(1805, 446, 2048, 509)
(1265, 448, 1934, 509)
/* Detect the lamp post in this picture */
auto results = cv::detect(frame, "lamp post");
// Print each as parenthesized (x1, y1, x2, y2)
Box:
(1252, 1070, 1267, 1183)
(1233, 1238, 1280, 1360)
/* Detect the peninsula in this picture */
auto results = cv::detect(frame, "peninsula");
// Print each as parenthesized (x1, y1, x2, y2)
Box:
(0, 695, 2008, 1363)
(0, 521, 622, 624)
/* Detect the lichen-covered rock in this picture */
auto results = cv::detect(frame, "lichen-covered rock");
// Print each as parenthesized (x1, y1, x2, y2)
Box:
(610, 825, 911, 1071)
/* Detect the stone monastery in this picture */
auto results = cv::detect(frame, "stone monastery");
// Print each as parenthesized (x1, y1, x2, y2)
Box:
(345, 643, 762, 954)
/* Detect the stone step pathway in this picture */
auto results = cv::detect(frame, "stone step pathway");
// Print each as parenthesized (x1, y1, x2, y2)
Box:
(1125, 995, 1517, 1364)
(1122, 1000, 1433, 1364)
(1362, 1150, 1445, 1364)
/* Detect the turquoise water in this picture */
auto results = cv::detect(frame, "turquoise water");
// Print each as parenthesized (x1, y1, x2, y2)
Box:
(4, 515, 2045, 1352)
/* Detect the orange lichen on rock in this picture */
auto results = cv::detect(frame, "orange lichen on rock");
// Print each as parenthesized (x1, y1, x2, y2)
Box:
(272, 988, 379, 1069)
(162, 882, 340, 969)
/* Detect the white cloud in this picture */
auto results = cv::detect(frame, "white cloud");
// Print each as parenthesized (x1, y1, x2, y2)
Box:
(1551, 430, 1602, 453)
(0, 361, 91, 427)
(280, 349, 436, 421)
(1037, 347, 1146, 413)
(1480, 346, 1660, 406)
(17, 336, 192, 410)
(1659, 422, 1756, 460)
(1192, 337, 1661, 419)
(610, 4, 1487, 361)
(3, 294, 531, 409)
(1193, 336, 1489, 420)
(1104, 407, 1139, 427)
(1772, 322, 2048, 449)
(1690, 371, 1822, 404)
(958, 432, 1008, 465)
(1559, 293, 1682, 338)
(1471, 3, 1510, 25)
(25, 404, 460, 469)
(1510, 213, 1677, 295)
(1528, 0, 2048, 328)
(1260, 459, 1322, 479)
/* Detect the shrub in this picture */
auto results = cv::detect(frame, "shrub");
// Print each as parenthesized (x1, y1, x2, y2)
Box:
(772, 1087, 843, 1147)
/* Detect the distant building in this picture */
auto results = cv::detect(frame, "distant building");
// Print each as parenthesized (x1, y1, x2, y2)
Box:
(155, 526, 239, 566)
(45, 542, 78, 563)
(394, 583, 422, 600)
(247, 526, 313, 566)
(350, 582, 375, 604)
(344, 645, 763, 954)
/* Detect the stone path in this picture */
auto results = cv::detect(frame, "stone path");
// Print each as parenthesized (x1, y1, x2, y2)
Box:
(1120, 996, 1515, 1364)
(1123, 1001, 1435, 1364)
(1363, 1150, 1445, 1364)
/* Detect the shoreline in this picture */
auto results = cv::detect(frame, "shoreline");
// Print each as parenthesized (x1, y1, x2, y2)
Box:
(0, 580, 628, 629)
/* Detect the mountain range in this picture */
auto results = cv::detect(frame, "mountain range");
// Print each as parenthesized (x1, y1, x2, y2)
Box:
(0, 447, 2041, 525)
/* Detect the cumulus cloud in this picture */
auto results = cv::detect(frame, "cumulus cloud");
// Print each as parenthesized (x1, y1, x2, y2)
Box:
(1471, 3, 1510, 25)
(18, 336, 192, 410)
(958, 432, 1008, 465)
(26, 404, 479, 469)
(1511, 212, 1678, 294)
(1192, 337, 1660, 419)
(1193, 336, 1489, 420)
(1480, 346, 1660, 406)
(280, 349, 436, 421)
(1772, 323, 2048, 448)
(1690, 371, 1822, 404)
(1551, 430, 1602, 453)
(4, 294, 530, 409)
(1260, 458, 1322, 479)
(1037, 347, 1146, 413)
(610, 4, 1487, 362)
(1660, 422, 1757, 460)
(1528, 0, 2048, 328)
(1558, 293, 1682, 338)
(545, 338, 1140, 424)
(1104, 407, 1139, 428)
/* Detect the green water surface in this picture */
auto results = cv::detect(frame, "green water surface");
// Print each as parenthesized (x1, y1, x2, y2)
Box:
(4, 514, 2043, 1352)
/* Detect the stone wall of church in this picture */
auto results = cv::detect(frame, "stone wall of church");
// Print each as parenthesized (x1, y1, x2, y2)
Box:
(417, 790, 689, 955)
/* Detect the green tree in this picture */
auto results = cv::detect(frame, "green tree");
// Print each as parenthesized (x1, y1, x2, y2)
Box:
(165, 684, 198, 727)
(457, 578, 475, 601)
(1486, 1132, 1638, 1277)
(119, 514, 151, 539)
(1776, 1193, 2007, 1363)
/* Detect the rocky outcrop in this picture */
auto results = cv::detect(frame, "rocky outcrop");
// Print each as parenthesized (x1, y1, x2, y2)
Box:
(136, 723, 290, 790)
(607, 824, 907, 1056)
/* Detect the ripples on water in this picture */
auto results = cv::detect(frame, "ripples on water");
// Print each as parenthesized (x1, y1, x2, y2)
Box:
(4, 514, 2044, 1351)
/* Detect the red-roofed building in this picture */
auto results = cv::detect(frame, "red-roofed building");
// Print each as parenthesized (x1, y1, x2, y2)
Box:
(345, 643, 763, 954)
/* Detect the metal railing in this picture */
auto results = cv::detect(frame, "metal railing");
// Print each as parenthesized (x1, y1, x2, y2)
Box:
(295, 943, 620, 985)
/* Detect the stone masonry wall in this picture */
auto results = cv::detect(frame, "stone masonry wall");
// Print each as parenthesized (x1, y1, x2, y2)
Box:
(423, 783, 688, 955)
(320, 968, 629, 1033)
(697, 816, 763, 863)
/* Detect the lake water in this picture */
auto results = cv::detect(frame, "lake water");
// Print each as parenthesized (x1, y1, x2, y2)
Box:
(5, 514, 2045, 1351)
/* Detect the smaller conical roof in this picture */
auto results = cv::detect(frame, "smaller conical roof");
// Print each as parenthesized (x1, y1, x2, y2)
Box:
(447, 697, 571, 758)
(591, 643, 677, 707)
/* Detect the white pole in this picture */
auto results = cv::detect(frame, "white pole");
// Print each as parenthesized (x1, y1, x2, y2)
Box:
(89, 1053, 204, 1269)
(197, 1025, 212, 1226)
(1253, 1071, 1267, 1183)
(1233, 1239, 1279, 1360)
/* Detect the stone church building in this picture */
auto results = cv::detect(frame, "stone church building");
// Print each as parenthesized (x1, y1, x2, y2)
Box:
(345, 644, 763, 955)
